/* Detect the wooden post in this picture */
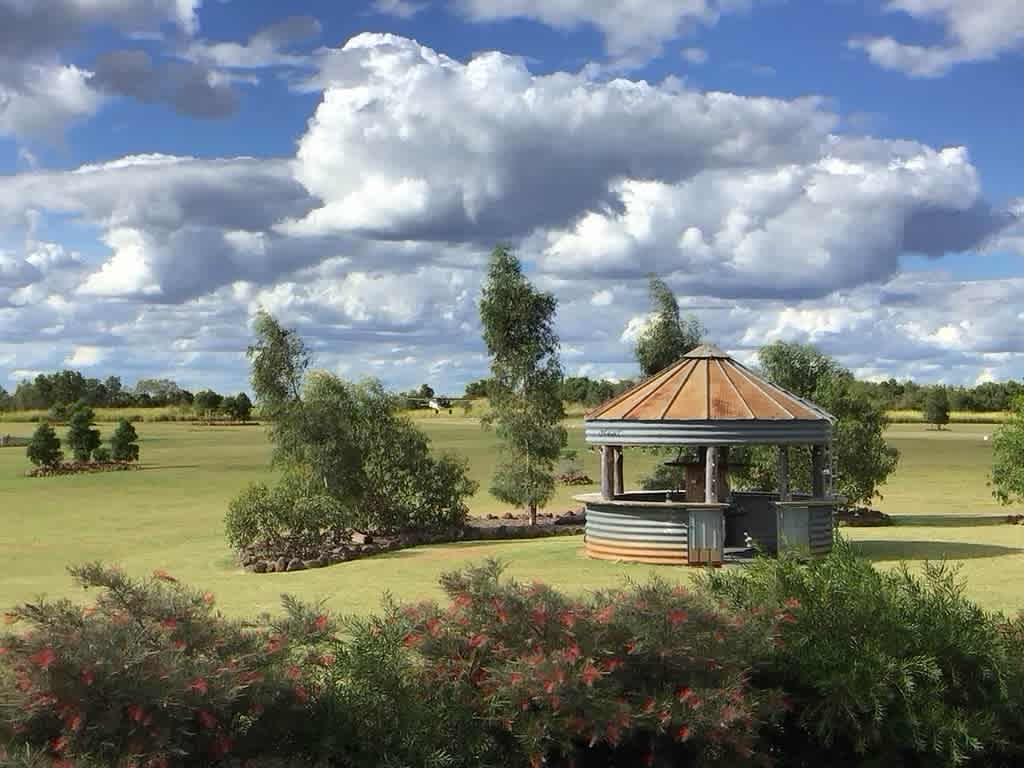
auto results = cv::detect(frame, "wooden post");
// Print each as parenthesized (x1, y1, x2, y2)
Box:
(705, 446, 719, 503)
(613, 446, 624, 497)
(777, 446, 790, 502)
(600, 446, 614, 500)
(811, 445, 826, 498)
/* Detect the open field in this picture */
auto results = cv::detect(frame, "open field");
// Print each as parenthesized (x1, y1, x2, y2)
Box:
(1, 417, 1022, 617)
(885, 409, 1010, 424)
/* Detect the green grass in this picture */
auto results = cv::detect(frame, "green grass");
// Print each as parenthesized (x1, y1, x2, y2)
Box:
(1, 417, 1022, 618)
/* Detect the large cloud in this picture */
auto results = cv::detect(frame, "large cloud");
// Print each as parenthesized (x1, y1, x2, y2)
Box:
(851, 0, 1024, 77)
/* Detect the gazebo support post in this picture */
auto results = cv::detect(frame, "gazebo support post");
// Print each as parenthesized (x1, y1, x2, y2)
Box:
(811, 445, 826, 498)
(777, 446, 790, 502)
(600, 446, 615, 500)
(613, 447, 624, 497)
(705, 446, 719, 503)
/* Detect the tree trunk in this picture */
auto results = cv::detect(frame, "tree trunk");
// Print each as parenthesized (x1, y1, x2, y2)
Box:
(529, 502, 537, 526)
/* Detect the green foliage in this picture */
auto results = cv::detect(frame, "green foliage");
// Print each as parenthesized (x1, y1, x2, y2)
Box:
(222, 393, 253, 422)
(66, 405, 101, 463)
(193, 390, 224, 416)
(46, 403, 68, 423)
(109, 419, 140, 463)
(397, 560, 783, 767)
(464, 378, 492, 398)
(0, 563, 336, 767)
(924, 387, 951, 429)
(560, 377, 633, 408)
(91, 445, 112, 464)
(733, 343, 899, 507)
(224, 470, 351, 550)
(24, 422, 62, 468)
(991, 395, 1024, 505)
(634, 276, 705, 378)
(698, 539, 1024, 767)
(479, 245, 567, 523)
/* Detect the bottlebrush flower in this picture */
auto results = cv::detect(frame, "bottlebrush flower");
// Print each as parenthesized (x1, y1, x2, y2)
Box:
(453, 594, 472, 608)
(558, 611, 576, 629)
(402, 633, 421, 648)
(675, 725, 691, 742)
(318, 653, 335, 666)
(190, 678, 209, 694)
(174, 640, 187, 650)
(79, 668, 94, 685)
(562, 643, 581, 663)
(160, 617, 177, 630)
(265, 636, 284, 653)
(128, 705, 146, 723)
(580, 663, 601, 686)
(529, 607, 548, 626)
(293, 684, 310, 702)
(425, 616, 442, 636)
(202, 592, 216, 605)
(784, 597, 801, 609)
(285, 665, 302, 680)
(601, 657, 623, 673)
(595, 606, 615, 624)
(152, 569, 177, 582)
(198, 710, 217, 730)
(313, 614, 329, 631)
(668, 610, 688, 626)
(28, 647, 57, 669)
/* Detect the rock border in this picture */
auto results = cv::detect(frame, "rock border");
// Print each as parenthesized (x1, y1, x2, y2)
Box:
(240, 514, 587, 574)
(25, 461, 140, 478)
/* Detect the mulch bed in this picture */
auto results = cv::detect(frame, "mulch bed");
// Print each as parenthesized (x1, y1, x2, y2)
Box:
(0, 436, 30, 448)
(835, 507, 893, 527)
(25, 461, 140, 477)
(239, 510, 587, 574)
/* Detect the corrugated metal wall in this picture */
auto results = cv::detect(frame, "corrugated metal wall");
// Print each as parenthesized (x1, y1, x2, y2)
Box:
(584, 506, 690, 565)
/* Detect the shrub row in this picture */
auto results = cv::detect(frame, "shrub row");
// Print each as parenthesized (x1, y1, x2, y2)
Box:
(3, 542, 1023, 767)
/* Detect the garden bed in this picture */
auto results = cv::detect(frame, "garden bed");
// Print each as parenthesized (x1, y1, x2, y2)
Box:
(0, 435, 29, 448)
(835, 507, 893, 527)
(25, 461, 140, 477)
(238, 511, 587, 574)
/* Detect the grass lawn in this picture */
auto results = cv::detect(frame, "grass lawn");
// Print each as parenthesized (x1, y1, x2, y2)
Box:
(1, 417, 1021, 618)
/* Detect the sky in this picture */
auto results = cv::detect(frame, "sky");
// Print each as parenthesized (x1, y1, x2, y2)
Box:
(1, 0, 1023, 396)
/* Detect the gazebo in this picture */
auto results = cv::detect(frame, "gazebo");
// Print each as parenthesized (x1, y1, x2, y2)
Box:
(575, 344, 840, 566)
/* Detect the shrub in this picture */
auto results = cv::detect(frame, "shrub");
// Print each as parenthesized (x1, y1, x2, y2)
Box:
(395, 561, 784, 767)
(66, 406, 101, 463)
(698, 538, 1024, 767)
(225, 470, 351, 551)
(0, 563, 336, 767)
(24, 422, 62, 468)
(91, 445, 112, 464)
(46, 403, 69, 423)
(109, 419, 140, 462)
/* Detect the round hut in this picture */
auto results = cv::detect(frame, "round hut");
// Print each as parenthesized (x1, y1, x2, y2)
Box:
(576, 344, 839, 566)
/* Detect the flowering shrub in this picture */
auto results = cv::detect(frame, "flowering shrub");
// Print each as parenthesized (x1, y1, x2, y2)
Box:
(394, 560, 785, 767)
(698, 538, 1024, 767)
(0, 563, 335, 767)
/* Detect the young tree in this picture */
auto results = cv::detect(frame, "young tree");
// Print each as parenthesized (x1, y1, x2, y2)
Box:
(634, 276, 706, 378)
(479, 245, 567, 525)
(66, 405, 101, 463)
(232, 392, 253, 422)
(26, 421, 63, 467)
(733, 342, 899, 507)
(923, 388, 951, 430)
(991, 395, 1024, 505)
(110, 419, 140, 462)
(193, 389, 224, 419)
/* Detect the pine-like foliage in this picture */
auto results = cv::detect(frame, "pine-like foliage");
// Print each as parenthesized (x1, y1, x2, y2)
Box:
(109, 419, 140, 462)
(0, 564, 336, 767)
(634, 277, 705, 378)
(394, 560, 785, 767)
(66, 406, 101, 463)
(24, 422, 62, 468)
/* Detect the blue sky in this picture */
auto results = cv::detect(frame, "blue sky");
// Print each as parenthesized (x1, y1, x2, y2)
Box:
(1, 0, 1023, 395)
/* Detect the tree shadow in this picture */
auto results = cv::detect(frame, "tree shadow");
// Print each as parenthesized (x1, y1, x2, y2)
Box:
(891, 515, 1012, 528)
(854, 540, 1022, 562)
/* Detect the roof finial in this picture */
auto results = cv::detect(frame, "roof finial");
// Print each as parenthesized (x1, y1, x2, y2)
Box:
(683, 343, 728, 359)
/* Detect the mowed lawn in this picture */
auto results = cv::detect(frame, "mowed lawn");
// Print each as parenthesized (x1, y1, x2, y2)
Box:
(0, 417, 1022, 617)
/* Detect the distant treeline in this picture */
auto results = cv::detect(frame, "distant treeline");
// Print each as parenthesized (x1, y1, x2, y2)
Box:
(0, 370, 251, 420)
(467, 374, 1021, 414)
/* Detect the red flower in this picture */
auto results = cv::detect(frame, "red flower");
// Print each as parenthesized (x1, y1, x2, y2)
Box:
(595, 606, 615, 624)
(496, 608, 509, 624)
(147, 758, 170, 768)
(190, 678, 208, 694)
(0, 647, 6, 656)
(562, 643, 581, 663)
(128, 704, 146, 723)
(559, 611, 576, 629)
(601, 657, 623, 673)
(675, 725, 691, 742)
(402, 633, 421, 648)
(780, 612, 798, 624)
(198, 710, 217, 730)
(202, 592, 216, 605)
(160, 617, 177, 630)
(677, 686, 694, 702)
(624, 640, 638, 655)
(28, 647, 57, 669)
(784, 597, 801, 610)
(642, 696, 656, 713)
(468, 633, 487, 649)
(67, 712, 83, 731)
(79, 668, 94, 686)
(425, 617, 442, 636)
(318, 653, 335, 666)
(174, 639, 187, 651)
(580, 663, 601, 686)
(668, 610, 688, 626)
(82, 605, 97, 618)
(543, 667, 565, 693)
(286, 665, 303, 680)
(50, 736, 68, 754)
(266, 636, 284, 653)
(453, 594, 472, 608)
(529, 607, 548, 626)
(293, 684, 310, 702)
(509, 672, 523, 684)
(313, 614, 329, 631)
(241, 670, 263, 685)
(152, 569, 177, 582)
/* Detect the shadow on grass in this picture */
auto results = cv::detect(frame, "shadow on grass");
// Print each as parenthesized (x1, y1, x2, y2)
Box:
(891, 514, 1012, 528)
(135, 465, 202, 471)
(854, 540, 1022, 562)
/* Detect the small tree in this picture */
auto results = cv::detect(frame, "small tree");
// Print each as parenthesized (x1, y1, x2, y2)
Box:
(224, 392, 253, 422)
(110, 419, 140, 462)
(923, 388, 950, 430)
(992, 395, 1024, 505)
(66, 405, 101, 463)
(26, 421, 63, 467)
(634, 276, 706, 378)
(479, 245, 567, 525)
(194, 389, 223, 420)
